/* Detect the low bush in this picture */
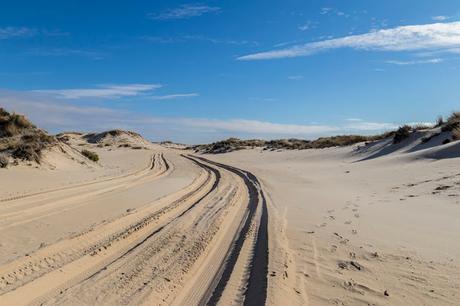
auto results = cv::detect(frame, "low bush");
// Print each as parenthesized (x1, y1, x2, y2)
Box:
(81, 149, 99, 162)
(442, 112, 460, 132)
(452, 128, 460, 141)
(12, 143, 42, 163)
(393, 125, 412, 144)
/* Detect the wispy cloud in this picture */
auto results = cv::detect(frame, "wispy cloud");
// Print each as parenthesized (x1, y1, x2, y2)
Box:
(432, 15, 450, 21)
(25, 48, 104, 60)
(174, 118, 338, 135)
(148, 4, 220, 20)
(238, 21, 460, 61)
(288, 75, 304, 80)
(344, 118, 398, 131)
(298, 21, 317, 31)
(33, 84, 162, 99)
(142, 35, 256, 46)
(0, 27, 36, 39)
(385, 58, 443, 65)
(148, 93, 199, 100)
(320, 7, 349, 18)
(0, 90, 399, 143)
(0, 27, 69, 39)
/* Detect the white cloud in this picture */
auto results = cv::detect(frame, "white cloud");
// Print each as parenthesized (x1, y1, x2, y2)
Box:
(175, 118, 338, 135)
(344, 118, 398, 131)
(25, 48, 103, 60)
(298, 21, 317, 31)
(238, 21, 460, 60)
(149, 4, 220, 20)
(0, 90, 400, 143)
(385, 58, 443, 65)
(33, 84, 162, 99)
(432, 16, 450, 21)
(288, 75, 304, 80)
(320, 7, 333, 15)
(0, 27, 36, 39)
(142, 35, 256, 46)
(148, 93, 199, 100)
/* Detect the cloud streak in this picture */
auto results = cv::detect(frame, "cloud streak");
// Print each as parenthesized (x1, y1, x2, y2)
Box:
(0, 90, 400, 143)
(33, 84, 162, 99)
(238, 21, 460, 60)
(149, 4, 220, 20)
(148, 93, 199, 100)
(0, 27, 36, 39)
(385, 58, 443, 65)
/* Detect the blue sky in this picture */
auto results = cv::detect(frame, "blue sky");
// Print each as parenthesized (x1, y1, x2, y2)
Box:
(1, 0, 460, 143)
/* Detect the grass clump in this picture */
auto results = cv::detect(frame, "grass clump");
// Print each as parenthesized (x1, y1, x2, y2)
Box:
(81, 149, 99, 162)
(0, 154, 8, 168)
(442, 112, 460, 132)
(452, 128, 460, 141)
(393, 125, 412, 144)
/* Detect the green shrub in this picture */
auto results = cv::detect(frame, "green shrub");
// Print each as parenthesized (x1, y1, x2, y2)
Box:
(81, 149, 99, 162)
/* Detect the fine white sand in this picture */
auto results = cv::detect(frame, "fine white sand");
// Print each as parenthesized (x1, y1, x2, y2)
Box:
(205, 143, 460, 305)
(1, 133, 459, 305)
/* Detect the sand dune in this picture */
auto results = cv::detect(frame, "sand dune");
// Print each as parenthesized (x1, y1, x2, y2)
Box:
(1, 118, 460, 305)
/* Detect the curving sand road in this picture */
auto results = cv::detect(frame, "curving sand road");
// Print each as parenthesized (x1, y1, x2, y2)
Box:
(0, 151, 269, 306)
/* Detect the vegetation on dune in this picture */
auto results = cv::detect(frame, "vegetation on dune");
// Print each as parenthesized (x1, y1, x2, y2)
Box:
(191, 112, 460, 154)
(452, 128, 460, 141)
(442, 112, 460, 132)
(83, 130, 142, 144)
(393, 125, 412, 144)
(81, 149, 99, 162)
(191, 133, 395, 154)
(0, 154, 8, 168)
(0, 108, 55, 163)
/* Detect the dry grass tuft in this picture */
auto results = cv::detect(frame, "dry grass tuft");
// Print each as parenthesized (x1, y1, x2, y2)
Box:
(81, 149, 99, 162)
(442, 112, 460, 132)
(393, 125, 412, 144)
(0, 108, 55, 164)
(0, 154, 8, 168)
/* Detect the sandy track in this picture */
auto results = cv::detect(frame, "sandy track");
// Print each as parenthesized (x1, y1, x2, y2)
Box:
(0, 153, 270, 306)
(0, 153, 170, 231)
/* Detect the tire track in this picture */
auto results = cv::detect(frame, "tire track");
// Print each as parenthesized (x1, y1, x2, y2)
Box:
(0, 155, 215, 305)
(0, 153, 157, 203)
(0, 153, 269, 306)
(192, 156, 269, 306)
(0, 153, 170, 231)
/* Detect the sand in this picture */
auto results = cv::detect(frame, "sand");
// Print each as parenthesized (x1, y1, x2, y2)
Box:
(0, 136, 459, 305)
(205, 144, 460, 305)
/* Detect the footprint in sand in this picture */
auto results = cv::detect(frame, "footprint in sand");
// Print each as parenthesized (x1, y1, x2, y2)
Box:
(354, 213, 360, 218)
(344, 220, 352, 225)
